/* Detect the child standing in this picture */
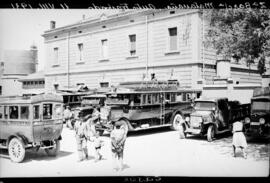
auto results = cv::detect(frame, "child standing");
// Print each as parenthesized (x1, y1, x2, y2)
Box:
(232, 121, 248, 159)
(92, 130, 104, 162)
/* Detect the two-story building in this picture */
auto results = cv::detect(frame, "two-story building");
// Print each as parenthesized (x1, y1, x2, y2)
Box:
(42, 9, 263, 97)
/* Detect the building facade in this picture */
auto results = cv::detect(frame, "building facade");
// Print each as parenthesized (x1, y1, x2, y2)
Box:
(0, 46, 38, 96)
(42, 9, 263, 93)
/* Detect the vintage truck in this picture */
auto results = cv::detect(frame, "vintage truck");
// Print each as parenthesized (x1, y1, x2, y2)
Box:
(179, 97, 250, 142)
(244, 87, 270, 137)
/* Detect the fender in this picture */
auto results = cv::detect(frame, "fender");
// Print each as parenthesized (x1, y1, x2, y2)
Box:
(118, 117, 134, 131)
(170, 110, 184, 124)
(7, 133, 28, 147)
(57, 135, 62, 141)
(203, 122, 218, 133)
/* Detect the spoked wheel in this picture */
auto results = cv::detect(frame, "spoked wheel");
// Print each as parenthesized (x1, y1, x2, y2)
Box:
(45, 140, 60, 156)
(8, 138, 26, 163)
(171, 114, 184, 131)
(207, 125, 215, 142)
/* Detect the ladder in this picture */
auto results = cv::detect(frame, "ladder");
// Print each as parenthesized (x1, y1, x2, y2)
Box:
(160, 92, 165, 125)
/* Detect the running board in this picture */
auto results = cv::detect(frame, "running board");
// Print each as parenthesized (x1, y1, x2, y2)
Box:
(133, 124, 172, 131)
(216, 129, 231, 134)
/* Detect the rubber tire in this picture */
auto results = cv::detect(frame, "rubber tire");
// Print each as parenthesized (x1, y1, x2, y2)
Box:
(8, 137, 26, 163)
(45, 140, 60, 156)
(179, 124, 186, 139)
(207, 125, 215, 142)
(170, 114, 183, 131)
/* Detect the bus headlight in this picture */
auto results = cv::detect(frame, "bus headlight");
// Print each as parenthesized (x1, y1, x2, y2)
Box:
(244, 117, 250, 123)
(259, 118, 265, 124)
(185, 117, 190, 122)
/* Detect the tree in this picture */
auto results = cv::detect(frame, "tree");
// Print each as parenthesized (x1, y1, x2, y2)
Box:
(204, 9, 270, 75)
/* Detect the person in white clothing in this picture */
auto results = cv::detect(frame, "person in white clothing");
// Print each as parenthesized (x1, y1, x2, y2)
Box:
(232, 121, 247, 159)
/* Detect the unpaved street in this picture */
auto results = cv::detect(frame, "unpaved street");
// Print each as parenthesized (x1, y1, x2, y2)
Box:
(0, 126, 269, 177)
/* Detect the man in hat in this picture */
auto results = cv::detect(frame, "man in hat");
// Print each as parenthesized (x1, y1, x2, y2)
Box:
(74, 111, 89, 162)
(110, 121, 128, 171)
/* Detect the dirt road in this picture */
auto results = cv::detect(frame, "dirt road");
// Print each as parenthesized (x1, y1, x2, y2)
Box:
(0, 127, 269, 177)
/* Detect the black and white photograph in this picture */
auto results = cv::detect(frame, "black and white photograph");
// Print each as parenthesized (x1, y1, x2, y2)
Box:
(0, 1, 269, 178)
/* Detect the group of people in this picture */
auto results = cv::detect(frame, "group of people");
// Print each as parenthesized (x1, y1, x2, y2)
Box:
(64, 105, 128, 171)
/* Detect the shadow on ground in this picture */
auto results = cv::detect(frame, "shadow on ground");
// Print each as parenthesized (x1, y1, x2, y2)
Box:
(0, 148, 73, 163)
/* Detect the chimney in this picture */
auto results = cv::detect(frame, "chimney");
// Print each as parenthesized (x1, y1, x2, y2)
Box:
(50, 21, 56, 29)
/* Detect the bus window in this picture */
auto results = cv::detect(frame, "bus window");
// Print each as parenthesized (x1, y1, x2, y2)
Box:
(171, 93, 176, 102)
(134, 94, 141, 105)
(147, 94, 152, 104)
(54, 104, 62, 117)
(33, 105, 40, 120)
(197, 92, 201, 99)
(176, 93, 183, 101)
(63, 96, 68, 104)
(43, 104, 52, 120)
(0, 106, 3, 119)
(182, 93, 187, 101)
(10, 106, 19, 119)
(142, 94, 147, 105)
(4, 106, 8, 119)
(166, 93, 170, 101)
(20, 106, 29, 119)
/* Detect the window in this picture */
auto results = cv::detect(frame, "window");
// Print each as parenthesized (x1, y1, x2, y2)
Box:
(43, 104, 52, 120)
(20, 106, 29, 119)
(53, 47, 59, 64)
(4, 106, 8, 119)
(142, 94, 147, 105)
(176, 93, 183, 101)
(129, 34, 136, 56)
(101, 39, 108, 59)
(147, 94, 152, 104)
(54, 104, 62, 117)
(134, 94, 141, 105)
(171, 93, 176, 102)
(77, 43, 84, 62)
(0, 85, 2, 95)
(9, 106, 19, 119)
(168, 27, 178, 51)
(33, 105, 40, 119)
(0, 106, 3, 119)
(100, 82, 109, 88)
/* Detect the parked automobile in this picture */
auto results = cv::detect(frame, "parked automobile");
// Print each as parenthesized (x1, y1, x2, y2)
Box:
(180, 97, 250, 141)
(244, 87, 270, 137)
(0, 93, 64, 163)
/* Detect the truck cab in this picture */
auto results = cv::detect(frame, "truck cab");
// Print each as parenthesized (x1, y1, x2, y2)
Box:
(244, 95, 270, 137)
(181, 97, 250, 141)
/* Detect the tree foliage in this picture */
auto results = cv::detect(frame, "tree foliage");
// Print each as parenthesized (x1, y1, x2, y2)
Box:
(204, 9, 270, 75)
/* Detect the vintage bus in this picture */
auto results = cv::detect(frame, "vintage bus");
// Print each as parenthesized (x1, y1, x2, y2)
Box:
(0, 93, 64, 163)
(96, 80, 201, 133)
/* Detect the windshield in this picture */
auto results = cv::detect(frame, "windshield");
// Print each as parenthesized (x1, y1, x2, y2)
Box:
(194, 102, 216, 110)
(106, 95, 129, 105)
(252, 101, 270, 111)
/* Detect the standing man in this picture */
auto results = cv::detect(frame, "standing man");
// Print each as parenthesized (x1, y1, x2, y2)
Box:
(110, 121, 128, 171)
(63, 106, 72, 129)
(232, 120, 248, 159)
(74, 112, 89, 162)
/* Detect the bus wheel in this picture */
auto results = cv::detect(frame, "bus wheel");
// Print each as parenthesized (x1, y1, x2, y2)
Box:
(207, 125, 215, 142)
(171, 114, 183, 131)
(8, 137, 26, 163)
(179, 124, 186, 139)
(45, 140, 60, 156)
